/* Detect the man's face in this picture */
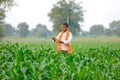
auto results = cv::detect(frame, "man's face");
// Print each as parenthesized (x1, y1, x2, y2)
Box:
(62, 25, 67, 32)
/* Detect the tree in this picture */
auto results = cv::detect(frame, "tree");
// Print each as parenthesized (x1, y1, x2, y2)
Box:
(48, 0, 84, 35)
(30, 24, 51, 37)
(0, 8, 5, 21)
(109, 20, 120, 36)
(17, 22, 29, 37)
(0, 0, 15, 38)
(30, 28, 36, 36)
(0, 23, 4, 38)
(0, 0, 15, 9)
(81, 30, 90, 36)
(3, 23, 15, 36)
(104, 28, 112, 36)
(0, 8, 5, 38)
(90, 24, 104, 36)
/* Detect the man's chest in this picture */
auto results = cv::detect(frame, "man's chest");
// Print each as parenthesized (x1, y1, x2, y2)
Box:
(61, 33, 67, 40)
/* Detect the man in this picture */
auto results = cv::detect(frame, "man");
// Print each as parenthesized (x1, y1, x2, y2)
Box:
(52, 23, 72, 54)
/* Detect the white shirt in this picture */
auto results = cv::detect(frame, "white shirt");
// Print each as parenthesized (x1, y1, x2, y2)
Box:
(57, 32, 72, 51)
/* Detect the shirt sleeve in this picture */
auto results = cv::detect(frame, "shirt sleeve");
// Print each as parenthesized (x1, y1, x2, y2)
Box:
(63, 32, 72, 44)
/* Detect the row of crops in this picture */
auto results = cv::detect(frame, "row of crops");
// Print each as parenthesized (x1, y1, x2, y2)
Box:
(0, 41, 120, 80)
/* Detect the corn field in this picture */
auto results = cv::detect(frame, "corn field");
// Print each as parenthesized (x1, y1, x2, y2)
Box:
(0, 37, 120, 80)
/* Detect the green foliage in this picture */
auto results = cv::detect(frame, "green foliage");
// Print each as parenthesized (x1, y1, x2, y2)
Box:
(0, 24, 3, 38)
(90, 24, 104, 36)
(17, 22, 29, 37)
(109, 20, 120, 36)
(0, 8, 5, 20)
(30, 24, 51, 37)
(0, 0, 15, 9)
(3, 23, 15, 36)
(81, 30, 90, 36)
(48, 0, 84, 35)
(104, 28, 112, 36)
(0, 8, 5, 39)
(0, 38, 120, 80)
(0, 0, 15, 38)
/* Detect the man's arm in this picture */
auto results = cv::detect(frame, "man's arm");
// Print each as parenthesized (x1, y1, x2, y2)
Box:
(52, 32, 72, 44)
(52, 37, 64, 43)
(56, 40, 64, 43)
(52, 32, 63, 43)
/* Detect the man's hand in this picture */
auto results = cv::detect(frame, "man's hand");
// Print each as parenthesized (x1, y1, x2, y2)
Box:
(56, 40, 64, 43)
(52, 37, 56, 42)
(52, 37, 64, 43)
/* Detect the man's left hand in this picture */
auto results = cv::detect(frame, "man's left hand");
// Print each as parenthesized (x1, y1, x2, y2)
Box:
(52, 37, 56, 42)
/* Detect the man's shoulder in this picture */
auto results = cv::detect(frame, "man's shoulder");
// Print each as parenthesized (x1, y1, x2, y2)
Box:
(67, 31, 72, 36)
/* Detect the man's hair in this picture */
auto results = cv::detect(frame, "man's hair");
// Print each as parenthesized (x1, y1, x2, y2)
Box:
(62, 23, 69, 28)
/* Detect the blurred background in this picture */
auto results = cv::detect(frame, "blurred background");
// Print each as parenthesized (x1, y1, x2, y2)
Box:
(0, 0, 120, 39)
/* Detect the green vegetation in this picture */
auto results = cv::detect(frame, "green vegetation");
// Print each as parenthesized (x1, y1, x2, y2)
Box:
(90, 24, 104, 36)
(0, 0, 15, 38)
(1, 0, 120, 38)
(48, 0, 83, 35)
(0, 0, 15, 9)
(17, 22, 29, 37)
(109, 20, 120, 36)
(0, 37, 120, 80)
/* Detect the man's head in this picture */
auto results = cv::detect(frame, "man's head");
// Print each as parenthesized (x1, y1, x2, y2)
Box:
(62, 23, 68, 32)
